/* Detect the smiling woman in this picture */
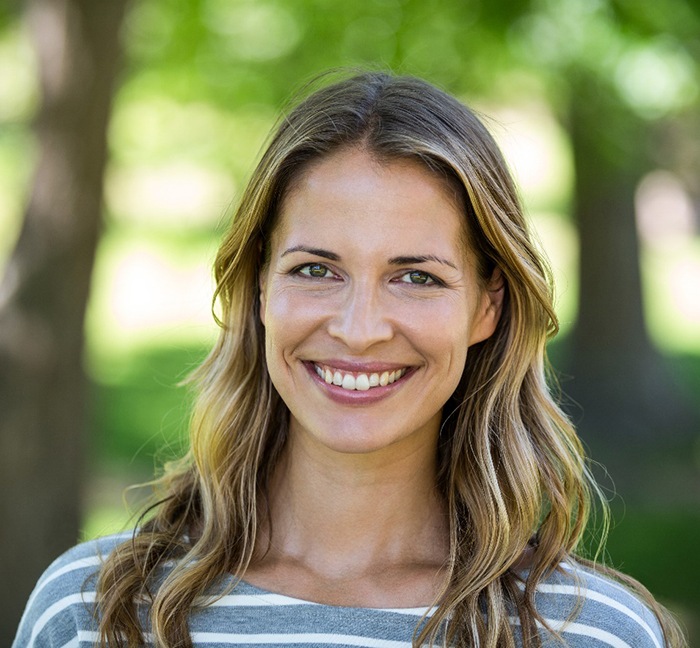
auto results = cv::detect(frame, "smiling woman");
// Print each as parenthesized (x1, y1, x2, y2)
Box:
(13, 73, 687, 648)
(258, 149, 502, 458)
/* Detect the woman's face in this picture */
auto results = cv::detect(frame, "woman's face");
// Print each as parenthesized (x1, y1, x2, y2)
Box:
(259, 147, 502, 459)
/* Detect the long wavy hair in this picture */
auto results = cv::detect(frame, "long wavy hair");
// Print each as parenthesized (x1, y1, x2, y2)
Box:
(96, 71, 685, 647)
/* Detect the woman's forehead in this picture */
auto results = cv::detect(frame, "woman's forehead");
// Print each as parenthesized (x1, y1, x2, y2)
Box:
(268, 148, 475, 269)
(273, 147, 472, 247)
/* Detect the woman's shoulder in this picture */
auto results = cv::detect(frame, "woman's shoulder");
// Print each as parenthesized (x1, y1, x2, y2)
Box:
(529, 559, 667, 647)
(24, 531, 135, 605)
(12, 531, 135, 648)
(47, 530, 134, 569)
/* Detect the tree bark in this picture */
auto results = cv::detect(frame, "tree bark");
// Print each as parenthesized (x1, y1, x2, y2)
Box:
(566, 73, 696, 495)
(0, 0, 127, 641)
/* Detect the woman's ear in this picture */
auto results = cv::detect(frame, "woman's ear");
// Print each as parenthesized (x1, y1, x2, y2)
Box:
(468, 267, 505, 346)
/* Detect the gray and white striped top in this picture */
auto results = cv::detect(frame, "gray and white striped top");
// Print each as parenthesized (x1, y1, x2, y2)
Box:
(13, 533, 666, 647)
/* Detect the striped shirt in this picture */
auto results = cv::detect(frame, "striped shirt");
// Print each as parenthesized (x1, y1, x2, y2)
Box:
(13, 533, 665, 647)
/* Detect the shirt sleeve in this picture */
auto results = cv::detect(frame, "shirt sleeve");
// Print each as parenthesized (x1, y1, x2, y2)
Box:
(12, 534, 131, 647)
(532, 561, 667, 648)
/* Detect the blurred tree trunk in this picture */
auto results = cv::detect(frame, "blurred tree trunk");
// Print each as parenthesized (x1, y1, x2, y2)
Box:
(0, 0, 127, 641)
(566, 73, 695, 491)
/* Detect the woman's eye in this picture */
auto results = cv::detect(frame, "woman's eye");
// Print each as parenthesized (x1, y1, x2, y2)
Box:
(399, 270, 435, 285)
(297, 263, 332, 279)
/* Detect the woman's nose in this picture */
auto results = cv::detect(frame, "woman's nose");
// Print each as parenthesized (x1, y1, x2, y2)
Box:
(326, 281, 393, 351)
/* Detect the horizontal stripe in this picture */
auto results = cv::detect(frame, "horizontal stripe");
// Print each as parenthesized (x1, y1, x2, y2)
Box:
(540, 618, 633, 648)
(58, 636, 82, 648)
(29, 592, 97, 646)
(200, 593, 435, 617)
(531, 583, 661, 648)
(76, 629, 416, 648)
(560, 562, 635, 600)
(200, 594, 322, 608)
(28, 557, 102, 609)
(190, 633, 413, 647)
(31, 532, 133, 606)
(376, 606, 436, 617)
(510, 615, 633, 648)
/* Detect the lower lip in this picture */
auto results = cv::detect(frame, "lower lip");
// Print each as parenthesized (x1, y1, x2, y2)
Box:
(304, 363, 413, 405)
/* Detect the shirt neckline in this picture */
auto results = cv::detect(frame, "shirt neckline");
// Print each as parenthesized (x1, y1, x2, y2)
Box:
(235, 578, 437, 615)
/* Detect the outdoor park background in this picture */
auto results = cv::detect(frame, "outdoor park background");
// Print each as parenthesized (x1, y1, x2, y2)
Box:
(1, 0, 699, 643)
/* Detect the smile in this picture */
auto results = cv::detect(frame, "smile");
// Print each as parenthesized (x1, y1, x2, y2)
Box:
(313, 363, 409, 391)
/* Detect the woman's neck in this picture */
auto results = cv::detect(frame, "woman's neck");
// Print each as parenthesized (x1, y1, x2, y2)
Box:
(245, 429, 450, 606)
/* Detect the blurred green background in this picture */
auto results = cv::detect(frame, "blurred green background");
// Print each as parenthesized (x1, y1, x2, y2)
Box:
(1, 0, 698, 642)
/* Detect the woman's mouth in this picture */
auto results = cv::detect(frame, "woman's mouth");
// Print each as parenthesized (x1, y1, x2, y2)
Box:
(312, 363, 409, 391)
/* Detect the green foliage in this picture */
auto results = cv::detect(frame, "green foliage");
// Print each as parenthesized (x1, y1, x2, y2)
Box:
(118, 0, 538, 107)
(0, 2, 21, 28)
(604, 506, 700, 609)
(88, 344, 210, 468)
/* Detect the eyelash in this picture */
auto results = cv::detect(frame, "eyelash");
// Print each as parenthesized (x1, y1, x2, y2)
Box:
(396, 270, 442, 286)
(291, 264, 443, 286)
(293, 263, 339, 280)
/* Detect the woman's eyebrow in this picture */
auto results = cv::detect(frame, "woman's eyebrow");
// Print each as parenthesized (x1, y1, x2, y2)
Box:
(389, 255, 458, 270)
(280, 245, 340, 260)
(280, 247, 457, 270)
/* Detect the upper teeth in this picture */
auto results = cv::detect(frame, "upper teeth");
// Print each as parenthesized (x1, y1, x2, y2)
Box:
(314, 364, 407, 391)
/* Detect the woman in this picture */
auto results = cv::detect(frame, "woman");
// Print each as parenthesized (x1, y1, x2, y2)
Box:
(14, 72, 686, 648)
